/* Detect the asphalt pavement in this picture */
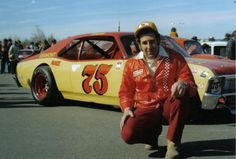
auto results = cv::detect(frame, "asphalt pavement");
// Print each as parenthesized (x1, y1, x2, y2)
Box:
(0, 73, 235, 159)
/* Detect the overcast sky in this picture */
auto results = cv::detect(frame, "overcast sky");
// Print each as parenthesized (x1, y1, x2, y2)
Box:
(0, 0, 235, 40)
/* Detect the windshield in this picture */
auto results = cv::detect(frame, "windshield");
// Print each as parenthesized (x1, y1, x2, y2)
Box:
(161, 36, 191, 57)
(184, 41, 204, 55)
(120, 35, 191, 58)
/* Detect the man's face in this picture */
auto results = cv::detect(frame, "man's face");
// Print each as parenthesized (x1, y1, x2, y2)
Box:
(138, 33, 159, 59)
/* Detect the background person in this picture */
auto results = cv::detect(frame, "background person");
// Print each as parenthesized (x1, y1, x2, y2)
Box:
(1, 39, 9, 74)
(42, 39, 50, 51)
(51, 39, 57, 46)
(191, 36, 198, 41)
(119, 21, 197, 159)
(0, 40, 2, 59)
(224, 33, 231, 41)
(8, 40, 20, 74)
(226, 31, 236, 60)
(170, 27, 178, 37)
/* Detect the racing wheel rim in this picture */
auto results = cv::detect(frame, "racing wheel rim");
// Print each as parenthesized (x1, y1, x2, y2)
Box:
(34, 72, 49, 100)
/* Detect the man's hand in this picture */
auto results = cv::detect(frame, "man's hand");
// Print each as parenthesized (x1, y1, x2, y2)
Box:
(171, 80, 188, 98)
(120, 107, 134, 130)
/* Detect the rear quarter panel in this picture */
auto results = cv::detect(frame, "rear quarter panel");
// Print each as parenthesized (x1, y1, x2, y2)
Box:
(17, 58, 51, 88)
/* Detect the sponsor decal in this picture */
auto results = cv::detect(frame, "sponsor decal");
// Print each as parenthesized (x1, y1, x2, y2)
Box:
(72, 64, 81, 72)
(197, 82, 204, 89)
(133, 69, 143, 77)
(82, 64, 112, 95)
(40, 52, 56, 58)
(51, 60, 61, 66)
(200, 71, 209, 78)
(115, 61, 123, 70)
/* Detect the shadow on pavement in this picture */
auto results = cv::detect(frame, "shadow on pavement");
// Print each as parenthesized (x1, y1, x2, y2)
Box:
(188, 109, 235, 125)
(0, 95, 121, 111)
(61, 100, 121, 112)
(0, 100, 39, 108)
(0, 92, 30, 95)
(0, 84, 14, 87)
(149, 138, 235, 158)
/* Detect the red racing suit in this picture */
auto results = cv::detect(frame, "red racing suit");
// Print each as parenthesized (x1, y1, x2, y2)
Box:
(119, 47, 197, 111)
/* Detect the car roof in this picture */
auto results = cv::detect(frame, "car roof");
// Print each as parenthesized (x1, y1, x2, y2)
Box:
(200, 41, 227, 46)
(44, 32, 133, 54)
(69, 32, 133, 39)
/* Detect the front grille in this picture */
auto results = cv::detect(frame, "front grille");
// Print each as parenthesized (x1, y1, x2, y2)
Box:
(222, 78, 236, 93)
(225, 95, 236, 108)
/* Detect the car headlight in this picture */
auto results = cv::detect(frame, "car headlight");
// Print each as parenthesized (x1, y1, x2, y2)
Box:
(207, 77, 224, 95)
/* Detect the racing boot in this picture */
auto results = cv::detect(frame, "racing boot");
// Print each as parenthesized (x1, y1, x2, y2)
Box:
(145, 126, 162, 150)
(144, 138, 159, 150)
(165, 139, 180, 159)
(144, 143, 159, 150)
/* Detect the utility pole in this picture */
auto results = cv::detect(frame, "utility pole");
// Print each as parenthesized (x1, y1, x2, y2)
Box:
(118, 21, 120, 32)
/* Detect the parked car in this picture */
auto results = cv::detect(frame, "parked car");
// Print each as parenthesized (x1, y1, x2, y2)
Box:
(200, 40, 227, 57)
(165, 36, 235, 114)
(15, 32, 236, 114)
(173, 37, 226, 59)
(18, 49, 40, 60)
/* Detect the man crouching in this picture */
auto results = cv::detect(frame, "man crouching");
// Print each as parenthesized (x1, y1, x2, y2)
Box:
(119, 21, 197, 159)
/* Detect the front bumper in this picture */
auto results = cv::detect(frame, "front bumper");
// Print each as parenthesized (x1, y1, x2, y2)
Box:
(201, 93, 236, 114)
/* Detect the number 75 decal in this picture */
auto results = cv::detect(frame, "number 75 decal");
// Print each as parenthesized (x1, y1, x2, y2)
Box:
(82, 64, 112, 95)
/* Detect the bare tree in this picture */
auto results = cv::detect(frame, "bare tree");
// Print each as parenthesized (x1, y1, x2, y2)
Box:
(30, 25, 46, 43)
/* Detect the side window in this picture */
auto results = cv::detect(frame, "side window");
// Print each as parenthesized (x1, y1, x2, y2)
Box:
(120, 35, 139, 57)
(214, 46, 226, 56)
(79, 39, 117, 60)
(80, 41, 104, 60)
(202, 43, 211, 54)
(60, 40, 82, 60)
(59, 37, 120, 60)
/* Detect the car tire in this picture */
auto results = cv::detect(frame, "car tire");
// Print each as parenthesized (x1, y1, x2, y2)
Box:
(31, 66, 63, 106)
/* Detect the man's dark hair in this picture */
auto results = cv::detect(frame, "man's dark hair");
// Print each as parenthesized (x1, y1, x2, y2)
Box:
(171, 27, 177, 32)
(231, 31, 236, 38)
(136, 28, 161, 45)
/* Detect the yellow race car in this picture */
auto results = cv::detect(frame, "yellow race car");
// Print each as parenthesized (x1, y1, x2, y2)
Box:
(16, 32, 236, 114)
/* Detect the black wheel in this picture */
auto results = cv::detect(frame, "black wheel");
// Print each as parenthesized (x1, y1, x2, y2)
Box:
(31, 66, 63, 106)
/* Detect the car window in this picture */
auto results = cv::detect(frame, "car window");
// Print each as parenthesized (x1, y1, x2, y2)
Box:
(59, 37, 120, 60)
(184, 41, 204, 55)
(214, 46, 226, 56)
(201, 43, 211, 54)
(120, 35, 140, 57)
(79, 38, 117, 60)
(120, 35, 190, 58)
(19, 50, 32, 56)
(161, 36, 191, 57)
(80, 40, 104, 60)
(59, 39, 81, 60)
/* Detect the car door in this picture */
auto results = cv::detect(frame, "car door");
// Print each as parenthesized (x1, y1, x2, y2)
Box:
(69, 36, 125, 105)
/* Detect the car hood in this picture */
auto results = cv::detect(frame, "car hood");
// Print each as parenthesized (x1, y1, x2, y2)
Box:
(186, 58, 236, 75)
(191, 54, 225, 59)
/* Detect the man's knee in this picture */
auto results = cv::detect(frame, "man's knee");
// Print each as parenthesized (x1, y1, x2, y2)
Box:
(121, 128, 136, 144)
(169, 96, 190, 109)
